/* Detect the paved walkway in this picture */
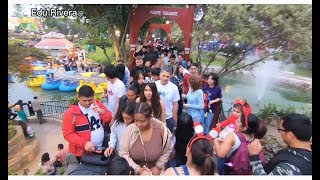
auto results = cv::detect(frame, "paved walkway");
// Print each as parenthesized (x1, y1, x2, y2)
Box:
(14, 116, 67, 175)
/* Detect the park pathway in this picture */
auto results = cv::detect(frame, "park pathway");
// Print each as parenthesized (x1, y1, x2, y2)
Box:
(14, 117, 67, 175)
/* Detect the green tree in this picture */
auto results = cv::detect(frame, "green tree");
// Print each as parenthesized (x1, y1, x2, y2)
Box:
(85, 26, 113, 63)
(43, 17, 87, 38)
(193, 4, 312, 77)
(8, 39, 48, 80)
(54, 4, 134, 62)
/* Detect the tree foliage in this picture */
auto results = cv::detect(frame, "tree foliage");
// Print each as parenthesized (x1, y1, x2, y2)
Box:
(43, 17, 87, 38)
(8, 39, 48, 80)
(193, 4, 312, 77)
(54, 4, 134, 62)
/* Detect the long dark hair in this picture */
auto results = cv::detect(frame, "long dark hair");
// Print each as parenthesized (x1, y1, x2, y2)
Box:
(115, 101, 136, 125)
(188, 135, 216, 175)
(174, 112, 194, 165)
(139, 83, 162, 119)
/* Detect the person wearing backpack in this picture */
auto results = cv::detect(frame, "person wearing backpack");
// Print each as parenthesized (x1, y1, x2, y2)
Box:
(209, 98, 252, 175)
(213, 113, 267, 175)
(248, 113, 312, 175)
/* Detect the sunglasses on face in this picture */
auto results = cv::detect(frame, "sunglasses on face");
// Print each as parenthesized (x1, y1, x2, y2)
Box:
(143, 79, 155, 84)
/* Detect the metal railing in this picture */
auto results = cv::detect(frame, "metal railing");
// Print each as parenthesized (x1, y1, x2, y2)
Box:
(22, 100, 69, 120)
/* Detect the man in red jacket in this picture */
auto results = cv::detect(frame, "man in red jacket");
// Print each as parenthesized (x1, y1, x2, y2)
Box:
(62, 85, 112, 158)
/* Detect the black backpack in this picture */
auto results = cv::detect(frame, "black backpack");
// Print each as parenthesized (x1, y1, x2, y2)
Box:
(67, 152, 115, 175)
(68, 164, 107, 175)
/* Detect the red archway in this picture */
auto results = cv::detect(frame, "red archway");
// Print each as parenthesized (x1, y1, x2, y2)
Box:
(145, 23, 172, 45)
(130, 5, 195, 62)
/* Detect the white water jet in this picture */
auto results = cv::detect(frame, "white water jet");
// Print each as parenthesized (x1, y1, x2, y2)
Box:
(255, 60, 283, 104)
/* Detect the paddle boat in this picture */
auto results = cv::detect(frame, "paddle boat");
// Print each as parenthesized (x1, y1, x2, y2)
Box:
(26, 75, 46, 87)
(32, 70, 47, 76)
(98, 73, 106, 78)
(76, 80, 97, 92)
(81, 72, 95, 77)
(41, 79, 65, 90)
(95, 82, 108, 94)
(33, 66, 46, 71)
(59, 80, 79, 92)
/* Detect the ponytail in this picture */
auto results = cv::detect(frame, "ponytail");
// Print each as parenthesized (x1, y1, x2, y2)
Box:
(254, 120, 267, 139)
(200, 155, 216, 175)
(241, 114, 267, 139)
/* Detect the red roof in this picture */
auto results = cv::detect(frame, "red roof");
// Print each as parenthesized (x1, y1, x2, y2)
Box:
(34, 38, 74, 49)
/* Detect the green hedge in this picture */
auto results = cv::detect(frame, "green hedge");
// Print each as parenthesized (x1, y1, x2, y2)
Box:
(8, 121, 17, 141)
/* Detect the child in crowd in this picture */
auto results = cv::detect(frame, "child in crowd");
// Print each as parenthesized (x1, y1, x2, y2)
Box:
(104, 101, 136, 157)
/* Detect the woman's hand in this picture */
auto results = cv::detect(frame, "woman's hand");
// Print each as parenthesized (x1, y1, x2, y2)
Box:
(150, 166, 161, 175)
(104, 147, 114, 157)
(137, 166, 151, 175)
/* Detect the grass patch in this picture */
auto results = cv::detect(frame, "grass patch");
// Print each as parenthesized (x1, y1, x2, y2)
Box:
(76, 43, 116, 64)
(8, 121, 17, 141)
(190, 52, 225, 67)
(288, 66, 312, 78)
(8, 38, 28, 45)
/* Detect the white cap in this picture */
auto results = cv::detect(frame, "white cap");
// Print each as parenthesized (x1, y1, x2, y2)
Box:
(209, 130, 219, 138)
(194, 125, 204, 134)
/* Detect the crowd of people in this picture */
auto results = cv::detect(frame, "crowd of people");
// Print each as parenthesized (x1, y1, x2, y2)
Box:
(59, 43, 312, 176)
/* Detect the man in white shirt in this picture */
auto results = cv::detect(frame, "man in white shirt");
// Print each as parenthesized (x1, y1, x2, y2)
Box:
(104, 65, 126, 126)
(155, 66, 180, 132)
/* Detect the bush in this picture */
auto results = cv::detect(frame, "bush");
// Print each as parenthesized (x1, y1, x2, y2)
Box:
(8, 121, 17, 141)
(56, 166, 65, 175)
(8, 169, 15, 175)
(69, 94, 103, 105)
(257, 103, 311, 124)
(68, 96, 78, 105)
(34, 169, 48, 175)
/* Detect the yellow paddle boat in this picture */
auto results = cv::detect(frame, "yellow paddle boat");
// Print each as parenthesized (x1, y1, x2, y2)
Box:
(76, 80, 97, 92)
(94, 82, 108, 94)
(81, 72, 95, 77)
(98, 73, 106, 78)
(33, 66, 46, 71)
(26, 75, 46, 87)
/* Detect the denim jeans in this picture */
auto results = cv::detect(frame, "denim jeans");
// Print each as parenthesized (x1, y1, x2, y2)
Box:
(217, 157, 225, 175)
(166, 117, 176, 133)
(200, 110, 205, 125)
(204, 112, 215, 134)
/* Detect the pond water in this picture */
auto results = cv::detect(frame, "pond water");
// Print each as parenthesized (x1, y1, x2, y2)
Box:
(8, 80, 76, 103)
(219, 77, 311, 113)
(8, 75, 311, 113)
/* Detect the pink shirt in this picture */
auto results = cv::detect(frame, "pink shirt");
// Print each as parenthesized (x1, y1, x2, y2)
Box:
(55, 148, 68, 164)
